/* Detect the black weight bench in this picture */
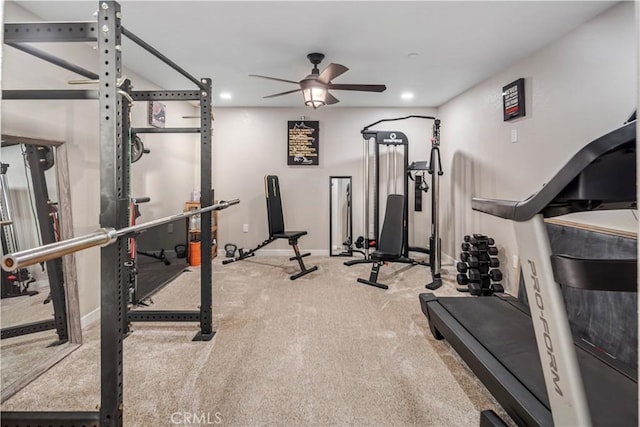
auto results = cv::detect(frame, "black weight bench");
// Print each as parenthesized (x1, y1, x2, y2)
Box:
(357, 194, 405, 290)
(223, 175, 318, 280)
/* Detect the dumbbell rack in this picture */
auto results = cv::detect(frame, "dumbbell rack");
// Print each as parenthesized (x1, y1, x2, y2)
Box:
(456, 234, 503, 296)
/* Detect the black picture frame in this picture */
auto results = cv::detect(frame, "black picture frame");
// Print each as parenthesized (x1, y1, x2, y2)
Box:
(287, 120, 319, 166)
(502, 78, 525, 121)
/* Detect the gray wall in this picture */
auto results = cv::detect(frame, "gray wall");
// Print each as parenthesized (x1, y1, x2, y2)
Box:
(211, 107, 437, 255)
(437, 2, 637, 294)
(2, 1, 637, 317)
(2, 2, 199, 321)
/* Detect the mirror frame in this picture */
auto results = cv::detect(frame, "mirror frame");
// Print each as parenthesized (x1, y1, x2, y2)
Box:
(1, 134, 82, 402)
(329, 176, 353, 257)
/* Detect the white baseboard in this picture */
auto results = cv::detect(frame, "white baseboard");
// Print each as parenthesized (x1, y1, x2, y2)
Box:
(218, 249, 329, 257)
(81, 307, 101, 330)
(217, 249, 451, 260)
(442, 252, 456, 265)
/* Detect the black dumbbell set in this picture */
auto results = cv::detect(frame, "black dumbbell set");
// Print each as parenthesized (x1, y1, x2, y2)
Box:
(456, 234, 503, 296)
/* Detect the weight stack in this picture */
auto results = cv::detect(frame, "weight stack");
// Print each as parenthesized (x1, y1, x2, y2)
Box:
(456, 234, 503, 296)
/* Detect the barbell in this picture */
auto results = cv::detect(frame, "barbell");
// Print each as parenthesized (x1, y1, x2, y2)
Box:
(2, 198, 240, 272)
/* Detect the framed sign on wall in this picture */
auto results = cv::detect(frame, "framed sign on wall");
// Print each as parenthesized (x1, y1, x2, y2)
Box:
(287, 120, 319, 166)
(502, 78, 525, 121)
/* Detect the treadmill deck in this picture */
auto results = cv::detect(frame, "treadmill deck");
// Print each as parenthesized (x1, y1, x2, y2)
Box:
(420, 294, 637, 426)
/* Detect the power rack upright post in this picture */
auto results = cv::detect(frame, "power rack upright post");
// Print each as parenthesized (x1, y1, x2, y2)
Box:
(1, 1, 219, 424)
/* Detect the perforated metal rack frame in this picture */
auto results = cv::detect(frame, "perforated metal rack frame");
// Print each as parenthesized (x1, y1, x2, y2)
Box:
(2, 2, 214, 425)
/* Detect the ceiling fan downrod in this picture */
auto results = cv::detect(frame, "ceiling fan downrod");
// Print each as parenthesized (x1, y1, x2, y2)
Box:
(307, 53, 325, 74)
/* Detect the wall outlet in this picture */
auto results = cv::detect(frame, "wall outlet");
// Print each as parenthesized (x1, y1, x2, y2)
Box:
(512, 254, 520, 269)
(167, 223, 173, 233)
(243, 224, 249, 233)
(511, 129, 518, 143)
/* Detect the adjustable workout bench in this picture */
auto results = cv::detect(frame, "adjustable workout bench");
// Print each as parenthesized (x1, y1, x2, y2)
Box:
(222, 175, 318, 280)
(357, 194, 405, 290)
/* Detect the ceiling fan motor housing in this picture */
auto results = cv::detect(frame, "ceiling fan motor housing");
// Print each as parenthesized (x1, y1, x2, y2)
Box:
(307, 53, 325, 70)
(250, 52, 386, 107)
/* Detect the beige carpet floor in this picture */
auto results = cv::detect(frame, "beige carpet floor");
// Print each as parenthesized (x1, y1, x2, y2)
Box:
(1, 283, 63, 389)
(1, 256, 512, 426)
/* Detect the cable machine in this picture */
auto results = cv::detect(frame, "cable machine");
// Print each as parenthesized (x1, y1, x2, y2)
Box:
(345, 115, 443, 290)
(0, 162, 38, 299)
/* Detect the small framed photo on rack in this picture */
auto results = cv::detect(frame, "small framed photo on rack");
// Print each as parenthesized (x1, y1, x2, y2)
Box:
(148, 101, 166, 128)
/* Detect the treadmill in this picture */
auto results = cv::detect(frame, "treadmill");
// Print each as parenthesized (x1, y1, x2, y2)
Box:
(420, 119, 637, 426)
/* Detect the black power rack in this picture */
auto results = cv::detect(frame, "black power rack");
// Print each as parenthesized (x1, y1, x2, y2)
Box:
(2, 2, 215, 425)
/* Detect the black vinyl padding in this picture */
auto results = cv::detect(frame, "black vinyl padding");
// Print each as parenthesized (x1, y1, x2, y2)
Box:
(551, 255, 638, 292)
(436, 297, 638, 426)
(372, 194, 404, 261)
(472, 120, 636, 220)
(265, 175, 286, 236)
(264, 175, 309, 241)
(273, 231, 307, 239)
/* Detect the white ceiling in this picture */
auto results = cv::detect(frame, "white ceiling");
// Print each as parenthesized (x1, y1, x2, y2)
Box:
(13, 1, 616, 108)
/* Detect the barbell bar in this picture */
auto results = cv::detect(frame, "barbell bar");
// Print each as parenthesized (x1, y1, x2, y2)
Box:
(2, 198, 240, 272)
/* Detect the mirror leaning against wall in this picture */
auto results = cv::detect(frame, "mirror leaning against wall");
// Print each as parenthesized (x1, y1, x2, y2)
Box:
(329, 176, 353, 256)
(0, 135, 81, 402)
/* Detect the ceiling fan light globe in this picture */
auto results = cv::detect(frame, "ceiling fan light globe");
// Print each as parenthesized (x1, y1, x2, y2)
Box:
(302, 86, 327, 109)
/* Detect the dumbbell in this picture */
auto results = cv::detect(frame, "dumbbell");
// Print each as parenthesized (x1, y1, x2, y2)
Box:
(463, 235, 471, 242)
(461, 242, 471, 252)
(490, 269, 503, 282)
(457, 273, 469, 286)
(467, 256, 479, 268)
(457, 262, 468, 273)
(488, 247, 499, 256)
(489, 258, 500, 268)
(478, 252, 491, 262)
(487, 237, 495, 246)
(470, 236, 489, 246)
(468, 248, 479, 257)
(460, 252, 470, 262)
(469, 268, 481, 281)
(470, 234, 489, 244)
(468, 282, 482, 296)
(490, 283, 504, 293)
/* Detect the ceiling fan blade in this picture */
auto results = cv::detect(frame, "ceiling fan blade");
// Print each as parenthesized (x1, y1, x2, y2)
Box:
(327, 84, 387, 92)
(325, 92, 339, 105)
(263, 88, 303, 99)
(317, 63, 349, 84)
(249, 74, 300, 85)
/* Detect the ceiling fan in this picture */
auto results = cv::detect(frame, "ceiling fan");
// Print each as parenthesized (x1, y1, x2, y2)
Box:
(249, 53, 387, 109)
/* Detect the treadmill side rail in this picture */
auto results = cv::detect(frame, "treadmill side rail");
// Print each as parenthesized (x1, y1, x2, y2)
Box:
(514, 215, 592, 426)
(419, 293, 552, 427)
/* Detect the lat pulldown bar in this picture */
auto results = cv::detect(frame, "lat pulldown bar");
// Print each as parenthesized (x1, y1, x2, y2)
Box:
(2, 199, 240, 272)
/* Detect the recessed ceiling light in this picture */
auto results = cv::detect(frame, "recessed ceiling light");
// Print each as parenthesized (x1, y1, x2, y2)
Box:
(219, 92, 232, 100)
(401, 92, 414, 100)
(408, 53, 419, 59)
